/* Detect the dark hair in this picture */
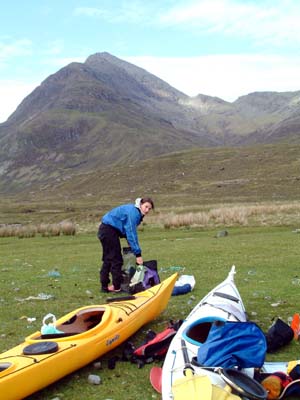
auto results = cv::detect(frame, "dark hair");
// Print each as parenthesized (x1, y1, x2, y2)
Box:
(141, 197, 154, 210)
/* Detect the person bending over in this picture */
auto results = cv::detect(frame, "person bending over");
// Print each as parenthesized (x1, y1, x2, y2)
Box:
(97, 197, 154, 293)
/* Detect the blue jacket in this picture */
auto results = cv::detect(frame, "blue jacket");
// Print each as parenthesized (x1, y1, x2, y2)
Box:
(102, 204, 143, 256)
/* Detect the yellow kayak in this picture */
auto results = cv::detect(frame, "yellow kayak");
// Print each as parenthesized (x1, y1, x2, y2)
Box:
(0, 273, 177, 400)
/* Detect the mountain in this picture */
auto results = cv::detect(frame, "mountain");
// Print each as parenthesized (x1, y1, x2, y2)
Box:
(0, 52, 300, 194)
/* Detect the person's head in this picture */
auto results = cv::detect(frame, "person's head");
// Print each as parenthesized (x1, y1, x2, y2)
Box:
(139, 197, 154, 216)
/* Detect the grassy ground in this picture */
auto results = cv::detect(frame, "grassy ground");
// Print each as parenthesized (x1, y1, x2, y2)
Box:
(1, 224, 300, 399)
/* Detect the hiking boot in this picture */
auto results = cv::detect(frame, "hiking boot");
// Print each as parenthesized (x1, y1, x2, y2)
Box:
(101, 287, 109, 293)
(108, 285, 121, 293)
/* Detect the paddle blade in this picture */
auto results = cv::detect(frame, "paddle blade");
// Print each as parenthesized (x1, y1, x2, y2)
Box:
(172, 370, 213, 400)
(212, 384, 241, 400)
(150, 366, 162, 393)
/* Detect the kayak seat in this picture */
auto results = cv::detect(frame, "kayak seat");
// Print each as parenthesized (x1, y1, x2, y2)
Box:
(33, 308, 106, 339)
(182, 317, 226, 346)
(57, 308, 106, 333)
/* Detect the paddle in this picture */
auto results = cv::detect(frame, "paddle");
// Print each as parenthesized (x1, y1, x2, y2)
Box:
(218, 368, 267, 400)
(149, 341, 251, 399)
(170, 339, 213, 399)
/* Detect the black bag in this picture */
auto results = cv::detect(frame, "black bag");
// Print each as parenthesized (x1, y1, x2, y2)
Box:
(265, 318, 294, 353)
(121, 260, 160, 294)
(128, 260, 160, 295)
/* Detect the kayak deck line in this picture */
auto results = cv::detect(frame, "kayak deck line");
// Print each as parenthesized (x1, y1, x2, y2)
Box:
(0, 343, 76, 363)
(201, 302, 246, 322)
(108, 302, 139, 315)
(108, 292, 161, 315)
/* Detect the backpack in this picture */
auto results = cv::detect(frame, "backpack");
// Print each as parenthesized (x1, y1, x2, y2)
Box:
(128, 260, 160, 294)
(125, 320, 182, 367)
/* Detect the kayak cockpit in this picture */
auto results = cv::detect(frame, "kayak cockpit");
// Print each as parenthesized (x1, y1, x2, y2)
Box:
(183, 317, 226, 346)
(27, 306, 109, 341)
(0, 362, 12, 372)
(56, 307, 106, 335)
(0, 362, 17, 378)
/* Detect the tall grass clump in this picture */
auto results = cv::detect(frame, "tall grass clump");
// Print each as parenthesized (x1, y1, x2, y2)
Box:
(0, 224, 37, 238)
(156, 201, 300, 229)
(160, 207, 247, 229)
(0, 222, 77, 238)
(162, 211, 210, 229)
(16, 225, 37, 238)
(38, 223, 51, 237)
(0, 225, 15, 237)
(209, 206, 248, 225)
(60, 221, 76, 235)
(48, 224, 61, 237)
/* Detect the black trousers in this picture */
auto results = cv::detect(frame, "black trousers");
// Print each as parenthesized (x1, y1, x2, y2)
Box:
(98, 223, 123, 290)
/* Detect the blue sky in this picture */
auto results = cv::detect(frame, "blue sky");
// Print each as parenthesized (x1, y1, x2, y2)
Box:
(1, 0, 300, 122)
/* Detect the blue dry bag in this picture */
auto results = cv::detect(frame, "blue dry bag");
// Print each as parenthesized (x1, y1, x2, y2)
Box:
(197, 321, 266, 369)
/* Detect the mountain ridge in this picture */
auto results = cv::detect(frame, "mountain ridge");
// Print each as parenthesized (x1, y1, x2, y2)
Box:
(0, 52, 300, 195)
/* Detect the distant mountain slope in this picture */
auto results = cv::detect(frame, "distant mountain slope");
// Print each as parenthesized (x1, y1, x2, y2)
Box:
(0, 55, 211, 188)
(0, 52, 300, 194)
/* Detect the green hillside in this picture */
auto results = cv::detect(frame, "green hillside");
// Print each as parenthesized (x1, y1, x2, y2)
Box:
(1, 142, 299, 225)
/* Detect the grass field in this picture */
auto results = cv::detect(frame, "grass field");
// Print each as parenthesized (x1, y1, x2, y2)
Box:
(1, 223, 300, 399)
(1, 108, 300, 400)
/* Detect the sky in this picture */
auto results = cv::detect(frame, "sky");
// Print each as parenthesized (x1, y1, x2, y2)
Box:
(1, 0, 300, 122)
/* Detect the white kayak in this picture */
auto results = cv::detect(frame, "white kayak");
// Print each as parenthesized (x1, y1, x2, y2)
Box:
(161, 265, 264, 400)
(151, 266, 298, 400)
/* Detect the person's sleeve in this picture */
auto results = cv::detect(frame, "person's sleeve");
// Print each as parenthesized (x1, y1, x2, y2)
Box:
(124, 211, 141, 256)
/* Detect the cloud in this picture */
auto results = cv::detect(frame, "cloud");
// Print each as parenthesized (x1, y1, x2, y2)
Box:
(0, 80, 37, 123)
(72, 1, 300, 49)
(73, 1, 155, 24)
(73, 7, 109, 18)
(42, 40, 65, 56)
(0, 38, 32, 64)
(157, 0, 300, 47)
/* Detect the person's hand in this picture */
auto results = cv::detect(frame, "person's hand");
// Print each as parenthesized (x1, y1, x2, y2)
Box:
(136, 256, 143, 265)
